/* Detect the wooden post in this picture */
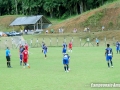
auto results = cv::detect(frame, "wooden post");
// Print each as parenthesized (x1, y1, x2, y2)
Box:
(50, 38, 51, 46)
(30, 39, 32, 47)
(42, 38, 44, 42)
(87, 38, 90, 47)
(113, 37, 115, 46)
(37, 38, 38, 47)
(57, 37, 58, 46)
(72, 37, 73, 42)
(105, 37, 106, 46)
(80, 38, 81, 47)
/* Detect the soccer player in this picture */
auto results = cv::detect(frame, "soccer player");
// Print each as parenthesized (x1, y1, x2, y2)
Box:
(22, 48, 30, 68)
(62, 42, 67, 54)
(6, 47, 12, 68)
(62, 46, 67, 55)
(63, 54, 69, 72)
(116, 41, 120, 54)
(105, 44, 113, 68)
(96, 38, 99, 46)
(65, 54, 70, 71)
(43, 44, 47, 59)
(24, 42, 28, 51)
(19, 45, 24, 66)
(63, 42, 67, 49)
(68, 41, 72, 52)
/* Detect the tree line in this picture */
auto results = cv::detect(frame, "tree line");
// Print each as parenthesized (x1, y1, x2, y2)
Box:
(0, 0, 116, 18)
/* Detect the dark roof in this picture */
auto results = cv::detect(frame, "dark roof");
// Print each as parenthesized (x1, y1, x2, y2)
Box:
(10, 15, 52, 26)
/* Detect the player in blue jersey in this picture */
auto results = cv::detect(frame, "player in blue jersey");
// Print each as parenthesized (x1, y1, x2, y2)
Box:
(63, 53, 70, 72)
(19, 45, 24, 66)
(62, 47, 67, 54)
(62, 42, 67, 54)
(116, 41, 119, 54)
(65, 54, 70, 71)
(63, 42, 67, 49)
(43, 44, 47, 59)
(5, 47, 12, 68)
(105, 44, 113, 68)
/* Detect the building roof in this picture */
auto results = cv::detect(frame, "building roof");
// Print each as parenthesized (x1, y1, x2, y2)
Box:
(10, 15, 52, 26)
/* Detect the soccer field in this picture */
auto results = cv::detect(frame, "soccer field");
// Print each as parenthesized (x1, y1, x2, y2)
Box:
(0, 47, 120, 90)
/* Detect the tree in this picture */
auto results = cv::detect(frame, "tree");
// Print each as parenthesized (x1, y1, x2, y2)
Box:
(43, 0, 56, 18)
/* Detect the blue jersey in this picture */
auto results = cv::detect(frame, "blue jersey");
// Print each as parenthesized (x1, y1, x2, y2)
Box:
(43, 46, 47, 52)
(96, 39, 99, 43)
(105, 47, 112, 56)
(6, 49, 10, 56)
(20, 48, 24, 55)
(105, 47, 112, 61)
(63, 55, 69, 64)
(63, 55, 69, 60)
(116, 42, 120, 51)
(63, 43, 67, 48)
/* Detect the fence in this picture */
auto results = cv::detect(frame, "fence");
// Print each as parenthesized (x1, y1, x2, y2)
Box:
(0, 36, 117, 50)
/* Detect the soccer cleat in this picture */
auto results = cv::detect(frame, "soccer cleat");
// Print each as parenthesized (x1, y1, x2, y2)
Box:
(111, 66, 113, 68)
(68, 68, 70, 71)
(67, 70, 69, 72)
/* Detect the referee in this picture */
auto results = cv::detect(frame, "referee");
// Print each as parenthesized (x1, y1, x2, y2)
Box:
(6, 47, 12, 68)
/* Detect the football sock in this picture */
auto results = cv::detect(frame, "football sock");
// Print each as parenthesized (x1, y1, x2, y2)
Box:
(68, 50, 70, 52)
(110, 61, 113, 66)
(45, 55, 47, 57)
(64, 66, 66, 71)
(20, 61, 22, 65)
(8, 62, 11, 67)
(7, 62, 9, 67)
(107, 62, 110, 67)
(71, 50, 72, 52)
(67, 65, 69, 70)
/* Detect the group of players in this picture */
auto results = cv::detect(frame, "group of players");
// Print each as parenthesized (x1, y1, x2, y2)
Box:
(19, 42, 48, 68)
(5, 43, 30, 68)
(6, 38, 116, 70)
(19, 43, 30, 68)
(62, 41, 72, 72)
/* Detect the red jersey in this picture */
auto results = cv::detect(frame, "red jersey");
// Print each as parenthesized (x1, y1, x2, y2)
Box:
(25, 44, 28, 51)
(22, 50, 28, 59)
(69, 42, 72, 48)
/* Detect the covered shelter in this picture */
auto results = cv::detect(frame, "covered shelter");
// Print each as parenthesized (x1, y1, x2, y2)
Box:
(9, 15, 52, 32)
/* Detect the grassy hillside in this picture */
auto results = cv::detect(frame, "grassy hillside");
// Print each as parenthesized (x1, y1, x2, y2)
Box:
(47, 0, 120, 32)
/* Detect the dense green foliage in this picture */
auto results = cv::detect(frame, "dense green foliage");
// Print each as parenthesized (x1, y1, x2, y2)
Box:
(0, 0, 116, 18)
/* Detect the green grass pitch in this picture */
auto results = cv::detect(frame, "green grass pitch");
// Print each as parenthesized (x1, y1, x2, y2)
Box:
(0, 47, 120, 90)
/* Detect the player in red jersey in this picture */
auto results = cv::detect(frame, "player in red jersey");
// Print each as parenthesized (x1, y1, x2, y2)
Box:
(68, 41, 72, 53)
(22, 48, 30, 68)
(24, 43, 28, 51)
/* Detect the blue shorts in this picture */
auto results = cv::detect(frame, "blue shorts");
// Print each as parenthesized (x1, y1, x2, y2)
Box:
(20, 55, 22, 61)
(63, 59, 68, 64)
(44, 51, 47, 55)
(106, 56, 112, 61)
(62, 50, 66, 54)
(116, 47, 119, 51)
